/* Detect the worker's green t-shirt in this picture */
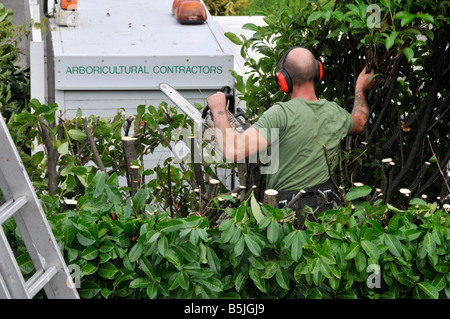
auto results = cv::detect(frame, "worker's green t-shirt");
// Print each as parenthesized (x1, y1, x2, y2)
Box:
(252, 98, 354, 191)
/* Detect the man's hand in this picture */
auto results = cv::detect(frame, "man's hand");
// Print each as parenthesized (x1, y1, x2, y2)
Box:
(356, 67, 376, 92)
(206, 92, 227, 115)
(349, 67, 376, 135)
(206, 91, 268, 162)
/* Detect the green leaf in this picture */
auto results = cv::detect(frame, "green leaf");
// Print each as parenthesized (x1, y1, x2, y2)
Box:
(146, 230, 160, 244)
(403, 47, 414, 62)
(267, 218, 281, 244)
(355, 251, 366, 272)
(160, 219, 184, 233)
(432, 273, 447, 292)
(98, 262, 118, 279)
(81, 263, 97, 276)
(68, 129, 87, 141)
(242, 23, 258, 31)
(234, 201, 247, 222)
(244, 233, 261, 256)
(262, 261, 277, 279)
(130, 277, 152, 289)
(165, 248, 184, 269)
(129, 243, 144, 262)
(423, 232, 436, 255)
(206, 246, 221, 273)
(139, 257, 156, 280)
(17, 254, 34, 275)
(249, 268, 265, 293)
(81, 246, 99, 260)
(307, 11, 323, 24)
(132, 188, 148, 212)
(319, 261, 333, 279)
(337, 290, 358, 299)
(157, 236, 168, 257)
(361, 240, 380, 262)
(178, 271, 189, 290)
(401, 13, 415, 27)
(76, 232, 95, 246)
(61, 219, 77, 246)
(224, 32, 243, 45)
(78, 281, 101, 299)
(250, 194, 265, 223)
(290, 231, 303, 262)
(345, 185, 372, 201)
(93, 172, 106, 197)
(416, 13, 434, 24)
(201, 277, 223, 292)
(105, 183, 122, 204)
(383, 233, 402, 257)
(344, 242, 360, 260)
(417, 282, 439, 299)
(385, 31, 399, 50)
(233, 235, 245, 256)
(57, 142, 69, 155)
(146, 282, 158, 299)
(235, 272, 246, 292)
(71, 166, 87, 176)
(275, 266, 289, 290)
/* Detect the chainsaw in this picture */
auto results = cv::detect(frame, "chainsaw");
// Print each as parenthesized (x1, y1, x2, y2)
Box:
(159, 83, 250, 144)
(44, 0, 80, 27)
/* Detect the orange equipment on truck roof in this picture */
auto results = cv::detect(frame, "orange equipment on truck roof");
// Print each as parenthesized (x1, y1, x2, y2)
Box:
(61, 0, 78, 10)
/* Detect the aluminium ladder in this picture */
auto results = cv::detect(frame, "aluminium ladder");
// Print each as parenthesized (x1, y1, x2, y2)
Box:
(0, 114, 79, 299)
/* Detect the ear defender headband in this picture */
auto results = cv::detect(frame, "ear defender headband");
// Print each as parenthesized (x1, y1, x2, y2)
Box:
(274, 46, 324, 93)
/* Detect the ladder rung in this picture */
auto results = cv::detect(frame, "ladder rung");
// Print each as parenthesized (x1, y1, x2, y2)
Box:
(26, 266, 58, 298)
(0, 196, 28, 225)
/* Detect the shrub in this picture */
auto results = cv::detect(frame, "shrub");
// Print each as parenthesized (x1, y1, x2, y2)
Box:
(0, 3, 30, 120)
(203, 0, 250, 16)
(36, 175, 449, 299)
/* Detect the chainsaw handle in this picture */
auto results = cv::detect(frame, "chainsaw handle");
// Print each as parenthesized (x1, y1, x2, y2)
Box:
(202, 86, 235, 119)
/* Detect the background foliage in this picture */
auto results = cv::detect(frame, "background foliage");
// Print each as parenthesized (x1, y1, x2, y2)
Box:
(0, 3, 30, 120)
(226, 0, 450, 205)
(203, 0, 250, 16)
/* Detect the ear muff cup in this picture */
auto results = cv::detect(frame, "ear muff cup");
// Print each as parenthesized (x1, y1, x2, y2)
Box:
(274, 46, 323, 93)
(315, 60, 323, 83)
(277, 69, 293, 93)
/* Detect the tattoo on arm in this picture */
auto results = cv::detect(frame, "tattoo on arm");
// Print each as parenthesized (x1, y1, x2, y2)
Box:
(217, 111, 225, 115)
(353, 88, 369, 130)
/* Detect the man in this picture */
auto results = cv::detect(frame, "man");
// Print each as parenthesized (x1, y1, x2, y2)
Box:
(207, 47, 375, 228)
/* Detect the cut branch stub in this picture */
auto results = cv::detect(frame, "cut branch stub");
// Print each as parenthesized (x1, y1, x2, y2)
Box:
(121, 136, 139, 195)
(264, 189, 278, 208)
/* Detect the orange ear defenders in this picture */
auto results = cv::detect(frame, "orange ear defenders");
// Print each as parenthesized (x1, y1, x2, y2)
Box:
(274, 46, 324, 93)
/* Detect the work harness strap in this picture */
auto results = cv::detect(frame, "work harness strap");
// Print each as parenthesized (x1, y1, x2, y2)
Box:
(276, 179, 339, 228)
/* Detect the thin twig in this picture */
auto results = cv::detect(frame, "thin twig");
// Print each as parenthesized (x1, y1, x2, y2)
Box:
(82, 116, 109, 179)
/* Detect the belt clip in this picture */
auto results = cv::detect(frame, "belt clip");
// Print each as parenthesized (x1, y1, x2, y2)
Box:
(278, 200, 288, 209)
(318, 189, 334, 205)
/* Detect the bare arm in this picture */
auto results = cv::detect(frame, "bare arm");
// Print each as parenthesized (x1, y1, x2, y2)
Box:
(349, 67, 376, 135)
(207, 92, 269, 162)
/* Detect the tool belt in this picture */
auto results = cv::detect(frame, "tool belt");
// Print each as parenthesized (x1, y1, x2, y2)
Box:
(276, 179, 338, 229)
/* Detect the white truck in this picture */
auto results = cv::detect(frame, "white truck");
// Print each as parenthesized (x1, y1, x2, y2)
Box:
(26, 0, 264, 184)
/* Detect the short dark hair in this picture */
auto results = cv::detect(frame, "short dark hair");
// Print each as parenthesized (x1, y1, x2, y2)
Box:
(282, 49, 316, 85)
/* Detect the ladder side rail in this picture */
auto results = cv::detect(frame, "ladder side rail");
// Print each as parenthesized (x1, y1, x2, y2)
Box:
(0, 226, 30, 298)
(0, 115, 79, 299)
(0, 161, 12, 202)
(0, 272, 12, 299)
